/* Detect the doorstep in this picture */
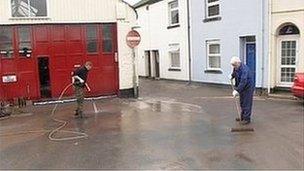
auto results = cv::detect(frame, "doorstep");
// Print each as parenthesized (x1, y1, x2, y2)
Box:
(267, 92, 298, 100)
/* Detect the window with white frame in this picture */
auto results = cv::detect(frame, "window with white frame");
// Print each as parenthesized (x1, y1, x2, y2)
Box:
(206, 40, 221, 70)
(11, 0, 47, 17)
(206, 0, 220, 18)
(169, 43, 180, 68)
(168, 0, 179, 26)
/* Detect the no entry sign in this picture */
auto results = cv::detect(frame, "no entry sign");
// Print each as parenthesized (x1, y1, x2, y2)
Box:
(126, 30, 141, 48)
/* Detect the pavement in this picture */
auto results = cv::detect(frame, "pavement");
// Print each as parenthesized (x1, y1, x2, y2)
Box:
(0, 78, 303, 170)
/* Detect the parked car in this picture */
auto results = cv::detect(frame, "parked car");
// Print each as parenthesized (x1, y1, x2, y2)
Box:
(291, 73, 304, 99)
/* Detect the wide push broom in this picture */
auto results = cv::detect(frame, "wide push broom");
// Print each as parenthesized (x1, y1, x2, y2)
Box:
(229, 79, 254, 132)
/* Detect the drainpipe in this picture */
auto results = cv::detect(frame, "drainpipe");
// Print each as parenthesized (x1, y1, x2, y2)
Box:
(186, 0, 192, 84)
(261, 0, 266, 95)
(267, 0, 272, 94)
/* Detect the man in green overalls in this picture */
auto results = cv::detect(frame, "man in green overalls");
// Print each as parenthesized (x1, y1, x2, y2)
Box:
(72, 61, 92, 118)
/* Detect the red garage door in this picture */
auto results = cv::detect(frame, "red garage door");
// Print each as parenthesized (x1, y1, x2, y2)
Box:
(0, 24, 119, 100)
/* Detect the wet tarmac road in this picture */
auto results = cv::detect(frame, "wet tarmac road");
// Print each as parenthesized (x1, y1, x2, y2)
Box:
(0, 79, 303, 170)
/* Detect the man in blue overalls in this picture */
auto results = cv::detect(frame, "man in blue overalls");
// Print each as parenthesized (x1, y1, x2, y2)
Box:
(229, 56, 255, 125)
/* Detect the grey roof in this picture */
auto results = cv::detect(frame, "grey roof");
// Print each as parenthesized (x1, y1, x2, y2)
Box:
(133, 0, 163, 8)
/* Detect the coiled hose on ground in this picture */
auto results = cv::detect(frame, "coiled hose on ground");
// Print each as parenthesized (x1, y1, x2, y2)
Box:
(0, 83, 89, 142)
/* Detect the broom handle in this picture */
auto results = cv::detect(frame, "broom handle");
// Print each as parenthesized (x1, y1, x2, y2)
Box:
(229, 79, 242, 119)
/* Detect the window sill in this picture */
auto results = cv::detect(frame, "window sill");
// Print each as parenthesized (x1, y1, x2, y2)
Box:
(1, 57, 13, 60)
(204, 69, 223, 74)
(167, 24, 180, 29)
(203, 16, 221, 23)
(168, 68, 181, 72)
(102, 52, 114, 55)
(9, 17, 51, 20)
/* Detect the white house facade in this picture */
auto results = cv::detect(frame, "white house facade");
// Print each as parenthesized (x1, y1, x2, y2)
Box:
(190, 0, 269, 90)
(135, 0, 190, 81)
(268, 0, 304, 90)
(0, 0, 138, 100)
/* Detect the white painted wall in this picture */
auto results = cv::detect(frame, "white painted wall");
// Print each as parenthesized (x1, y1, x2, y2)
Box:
(191, 0, 269, 88)
(269, 0, 304, 88)
(136, 0, 190, 81)
(0, 0, 138, 91)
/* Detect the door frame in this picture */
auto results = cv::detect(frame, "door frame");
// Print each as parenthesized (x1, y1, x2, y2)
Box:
(276, 35, 299, 87)
(244, 42, 256, 86)
(145, 50, 151, 77)
(152, 50, 160, 79)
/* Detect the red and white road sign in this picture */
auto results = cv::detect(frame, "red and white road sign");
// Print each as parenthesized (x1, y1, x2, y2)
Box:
(126, 30, 141, 48)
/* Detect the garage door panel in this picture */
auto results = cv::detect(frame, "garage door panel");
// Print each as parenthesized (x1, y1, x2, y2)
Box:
(1, 60, 16, 73)
(102, 73, 116, 93)
(53, 42, 67, 54)
(2, 83, 20, 100)
(68, 26, 82, 41)
(51, 71, 73, 97)
(0, 85, 3, 100)
(17, 59, 36, 71)
(52, 55, 66, 69)
(19, 71, 38, 99)
(86, 69, 102, 95)
(68, 42, 83, 53)
(52, 26, 66, 41)
(101, 54, 115, 65)
(35, 43, 50, 55)
(66, 55, 82, 68)
(86, 56, 99, 68)
(34, 26, 49, 42)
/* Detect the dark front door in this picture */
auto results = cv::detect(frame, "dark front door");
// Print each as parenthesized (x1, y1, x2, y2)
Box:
(246, 43, 256, 86)
(38, 57, 51, 98)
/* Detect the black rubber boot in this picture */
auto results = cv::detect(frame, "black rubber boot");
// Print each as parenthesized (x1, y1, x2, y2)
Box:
(235, 117, 243, 122)
(240, 120, 251, 125)
(75, 110, 79, 117)
(79, 111, 83, 118)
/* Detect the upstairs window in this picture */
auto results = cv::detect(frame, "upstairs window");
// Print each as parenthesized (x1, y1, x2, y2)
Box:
(86, 25, 98, 53)
(206, 0, 220, 18)
(0, 27, 14, 58)
(11, 0, 47, 17)
(102, 24, 113, 53)
(168, 0, 179, 26)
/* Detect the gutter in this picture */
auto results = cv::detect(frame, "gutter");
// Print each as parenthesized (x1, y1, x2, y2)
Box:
(187, 0, 192, 84)
(261, 0, 266, 92)
(133, 0, 163, 9)
(121, 0, 139, 19)
(267, 0, 272, 94)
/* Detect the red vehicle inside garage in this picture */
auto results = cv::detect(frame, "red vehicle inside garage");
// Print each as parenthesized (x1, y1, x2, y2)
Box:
(0, 24, 119, 100)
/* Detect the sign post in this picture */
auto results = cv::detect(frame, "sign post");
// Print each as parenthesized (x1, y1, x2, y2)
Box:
(126, 30, 141, 98)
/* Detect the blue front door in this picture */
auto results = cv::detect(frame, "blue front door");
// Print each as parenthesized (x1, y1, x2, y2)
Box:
(246, 43, 256, 86)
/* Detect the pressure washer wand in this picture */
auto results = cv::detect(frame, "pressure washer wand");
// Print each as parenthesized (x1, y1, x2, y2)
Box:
(85, 83, 99, 114)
